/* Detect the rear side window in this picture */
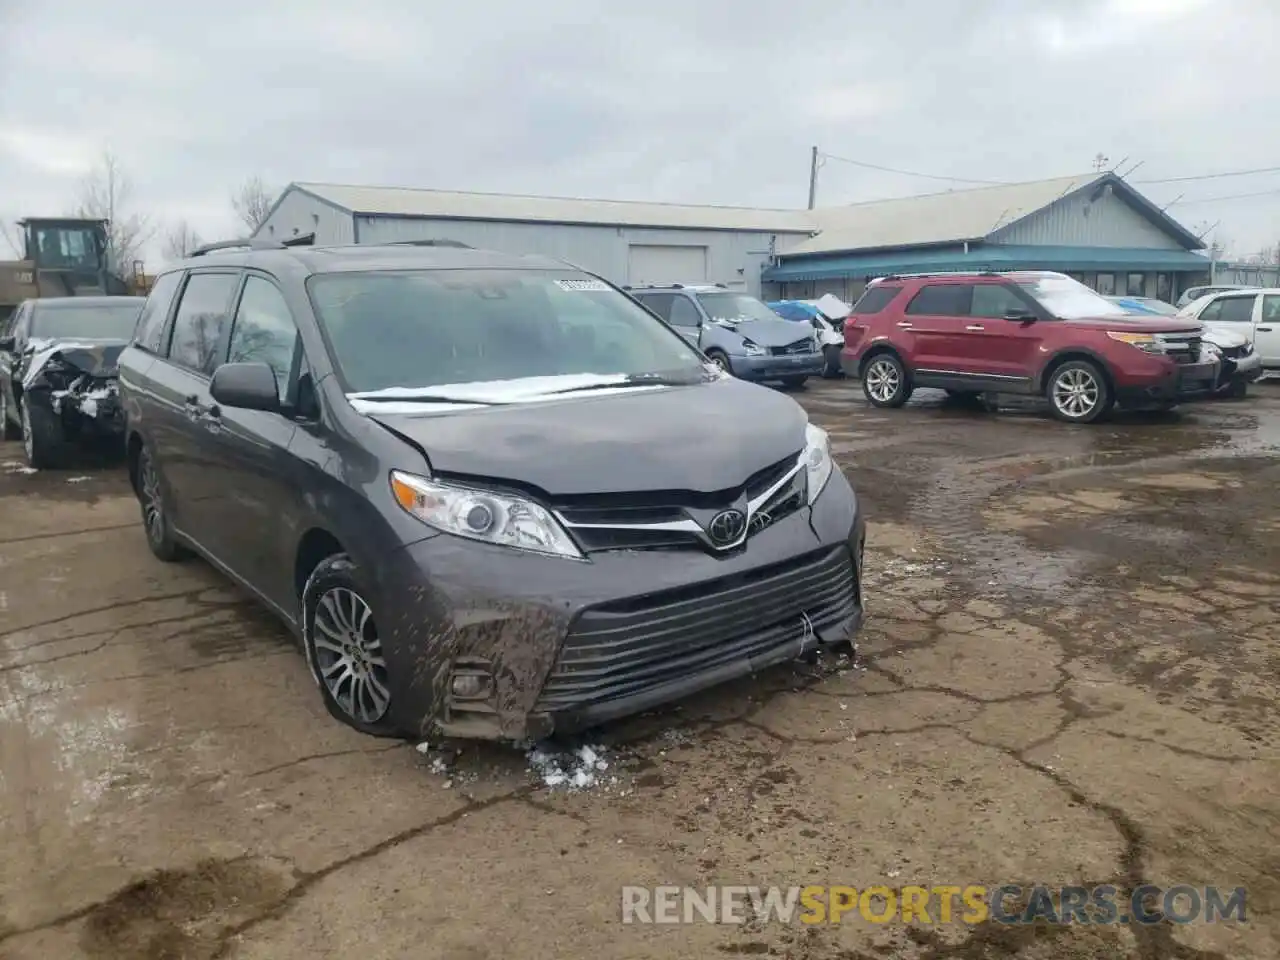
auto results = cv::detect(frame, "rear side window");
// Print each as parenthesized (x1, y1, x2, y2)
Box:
(905, 284, 968, 316)
(851, 285, 900, 315)
(167, 273, 240, 375)
(636, 293, 673, 321)
(134, 271, 183, 353)
(1216, 296, 1256, 323)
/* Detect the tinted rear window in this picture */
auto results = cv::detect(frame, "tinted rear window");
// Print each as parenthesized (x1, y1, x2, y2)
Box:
(905, 284, 968, 316)
(852, 285, 900, 314)
(32, 301, 144, 340)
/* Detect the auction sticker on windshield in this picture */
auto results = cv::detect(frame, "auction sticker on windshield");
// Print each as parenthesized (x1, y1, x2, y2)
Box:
(554, 279, 612, 292)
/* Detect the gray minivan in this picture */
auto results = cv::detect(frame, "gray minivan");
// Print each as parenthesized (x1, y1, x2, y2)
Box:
(629, 284, 825, 387)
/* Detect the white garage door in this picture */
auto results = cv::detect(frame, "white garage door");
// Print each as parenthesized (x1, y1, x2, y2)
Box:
(627, 245, 708, 286)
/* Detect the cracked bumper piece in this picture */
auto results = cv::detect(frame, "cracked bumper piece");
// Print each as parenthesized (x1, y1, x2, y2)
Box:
(732, 352, 826, 381)
(372, 472, 864, 741)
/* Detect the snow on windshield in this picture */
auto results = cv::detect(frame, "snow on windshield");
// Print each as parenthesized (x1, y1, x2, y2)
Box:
(1018, 276, 1129, 320)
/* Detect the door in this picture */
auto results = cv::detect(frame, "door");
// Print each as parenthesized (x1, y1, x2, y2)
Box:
(146, 270, 242, 549)
(199, 274, 304, 609)
(666, 295, 706, 348)
(1199, 293, 1258, 342)
(1256, 294, 1280, 369)
(898, 283, 970, 373)
(627, 245, 708, 286)
(962, 282, 1047, 383)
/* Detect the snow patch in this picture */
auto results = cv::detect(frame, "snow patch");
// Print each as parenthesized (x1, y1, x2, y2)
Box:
(66, 476, 92, 484)
(3, 461, 37, 475)
(527, 743, 610, 791)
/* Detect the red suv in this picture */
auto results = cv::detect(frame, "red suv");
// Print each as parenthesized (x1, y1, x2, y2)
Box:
(842, 271, 1216, 423)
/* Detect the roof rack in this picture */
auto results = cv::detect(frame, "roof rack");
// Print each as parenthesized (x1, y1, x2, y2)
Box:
(189, 232, 315, 257)
(874, 270, 1004, 282)
(387, 239, 472, 248)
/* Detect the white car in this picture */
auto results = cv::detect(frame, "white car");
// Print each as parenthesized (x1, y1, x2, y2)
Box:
(1176, 288, 1280, 379)
(1175, 284, 1253, 308)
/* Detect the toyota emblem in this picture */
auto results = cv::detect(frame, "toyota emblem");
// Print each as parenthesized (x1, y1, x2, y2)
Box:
(707, 509, 747, 547)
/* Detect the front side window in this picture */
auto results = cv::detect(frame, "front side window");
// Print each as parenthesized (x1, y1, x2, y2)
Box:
(1017, 274, 1129, 320)
(668, 296, 703, 328)
(227, 277, 300, 400)
(970, 284, 1030, 319)
(31, 301, 144, 340)
(167, 273, 239, 375)
(1216, 295, 1257, 323)
(695, 293, 779, 324)
(307, 270, 706, 394)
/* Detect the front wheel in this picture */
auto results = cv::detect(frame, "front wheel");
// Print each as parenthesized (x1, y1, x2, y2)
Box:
(781, 376, 809, 389)
(21, 399, 70, 468)
(705, 349, 732, 376)
(1227, 379, 1249, 400)
(303, 554, 401, 738)
(1046, 360, 1113, 423)
(0, 390, 19, 441)
(861, 354, 912, 408)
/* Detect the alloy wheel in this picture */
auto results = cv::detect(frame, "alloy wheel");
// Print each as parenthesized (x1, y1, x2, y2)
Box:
(864, 358, 901, 403)
(20, 403, 33, 461)
(312, 587, 390, 724)
(140, 452, 166, 545)
(1052, 368, 1100, 419)
(710, 354, 729, 372)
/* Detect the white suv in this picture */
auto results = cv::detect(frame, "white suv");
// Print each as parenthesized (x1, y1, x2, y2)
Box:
(1178, 288, 1280, 378)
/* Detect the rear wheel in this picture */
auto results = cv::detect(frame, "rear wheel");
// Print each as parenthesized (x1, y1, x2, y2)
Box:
(21, 399, 70, 468)
(1046, 360, 1113, 424)
(1227, 379, 1249, 399)
(137, 445, 190, 561)
(861, 354, 912, 408)
(781, 376, 809, 389)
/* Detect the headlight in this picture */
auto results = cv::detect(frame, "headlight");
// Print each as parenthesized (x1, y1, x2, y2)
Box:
(1105, 331, 1162, 354)
(1202, 342, 1222, 360)
(741, 340, 765, 356)
(390, 471, 583, 559)
(802, 422, 833, 504)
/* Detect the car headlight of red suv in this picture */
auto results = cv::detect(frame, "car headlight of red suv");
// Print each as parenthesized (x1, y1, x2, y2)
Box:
(1105, 331, 1164, 354)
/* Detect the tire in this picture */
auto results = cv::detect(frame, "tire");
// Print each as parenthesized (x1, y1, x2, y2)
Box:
(822, 344, 845, 378)
(302, 554, 400, 738)
(861, 353, 912, 408)
(1045, 360, 1113, 424)
(20, 398, 71, 468)
(705, 349, 732, 376)
(781, 376, 809, 389)
(1227, 379, 1248, 400)
(0, 389, 19, 441)
(136, 444, 190, 562)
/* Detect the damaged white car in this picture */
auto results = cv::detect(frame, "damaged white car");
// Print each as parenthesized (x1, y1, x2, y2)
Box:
(0, 296, 145, 467)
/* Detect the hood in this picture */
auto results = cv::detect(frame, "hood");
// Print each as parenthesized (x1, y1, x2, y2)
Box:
(1200, 324, 1249, 348)
(365, 377, 810, 497)
(718, 317, 816, 348)
(1063, 315, 1203, 333)
(20, 338, 127, 390)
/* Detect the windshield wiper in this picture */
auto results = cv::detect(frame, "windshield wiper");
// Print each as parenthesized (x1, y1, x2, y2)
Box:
(542, 373, 707, 396)
(352, 393, 506, 406)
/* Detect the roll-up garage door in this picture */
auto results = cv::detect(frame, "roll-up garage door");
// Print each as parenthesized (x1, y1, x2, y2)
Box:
(627, 245, 708, 286)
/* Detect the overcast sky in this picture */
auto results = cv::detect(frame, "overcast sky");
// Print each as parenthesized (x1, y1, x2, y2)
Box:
(1, 0, 1277, 266)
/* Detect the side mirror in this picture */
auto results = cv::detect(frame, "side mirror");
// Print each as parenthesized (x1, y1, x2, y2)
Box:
(0, 335, 14, 351)
(210, 361, 280, 412)
(1004, 307, 1037, 322)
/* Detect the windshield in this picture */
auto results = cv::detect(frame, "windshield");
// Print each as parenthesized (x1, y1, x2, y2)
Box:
(307, 269, 707, 394)
(696, 292, 782, 324)
(1016, 275, 1129, 320)
(31, 302, 142, 340)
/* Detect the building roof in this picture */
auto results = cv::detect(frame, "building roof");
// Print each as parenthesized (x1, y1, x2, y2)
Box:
(763, 244, 1213, 283)
(790, 173, 1202, 257)
(289, 182, 816, 234)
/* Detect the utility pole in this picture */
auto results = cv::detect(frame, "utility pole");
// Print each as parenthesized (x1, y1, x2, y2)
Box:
(807, 146, 819, 209)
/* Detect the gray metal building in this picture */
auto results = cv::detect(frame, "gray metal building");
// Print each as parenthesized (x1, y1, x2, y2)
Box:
(254, 173, 1214, 303)
(252, 183, 815, 297)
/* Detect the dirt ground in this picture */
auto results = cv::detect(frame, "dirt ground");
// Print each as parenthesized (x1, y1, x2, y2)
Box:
(0, 381, 1277, 960)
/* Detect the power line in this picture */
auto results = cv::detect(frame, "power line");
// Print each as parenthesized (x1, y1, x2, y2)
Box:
(1136, 164, 1280, 184)
(818, 152, 1008, 186)
(1167, 186, 1280, 206)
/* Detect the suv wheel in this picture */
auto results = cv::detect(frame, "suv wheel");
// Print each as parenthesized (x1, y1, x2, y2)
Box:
(862, 354, 912, 408)
(137, 445, 190, 561)
(0, 390, 20, 441)
(21, 399, 70, 468)
(303, 554, 399, 738)
(1046, 360, 1113, 424)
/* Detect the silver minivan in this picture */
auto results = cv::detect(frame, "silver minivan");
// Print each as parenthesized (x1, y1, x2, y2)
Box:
(629, 284, 825, 387)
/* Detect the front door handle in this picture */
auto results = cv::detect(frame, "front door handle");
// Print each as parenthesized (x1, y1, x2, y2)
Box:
(1258, 326, 1273, 332)
(896, 321, 913, 328)
(965, 324, 985, 331)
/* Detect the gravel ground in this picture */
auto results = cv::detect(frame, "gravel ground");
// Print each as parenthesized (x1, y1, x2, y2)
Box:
(1, 380, 1277, 960)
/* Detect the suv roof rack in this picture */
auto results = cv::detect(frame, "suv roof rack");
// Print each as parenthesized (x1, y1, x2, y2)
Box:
(189, 232, 316, 257)
(874, 270, 1004, 282)
(627, 282, 728, 291)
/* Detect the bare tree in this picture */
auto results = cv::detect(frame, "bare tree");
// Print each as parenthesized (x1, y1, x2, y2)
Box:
(73, 150, 154, 273)
(231, 175, 275, 233)
(162, 219, 204, 261)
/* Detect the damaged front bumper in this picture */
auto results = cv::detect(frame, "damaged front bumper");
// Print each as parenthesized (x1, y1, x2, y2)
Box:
(370, 470, 865, 741)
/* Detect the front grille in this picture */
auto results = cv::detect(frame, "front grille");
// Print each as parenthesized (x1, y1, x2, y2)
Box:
(556, 454, 802, 554)
(535, 546, 857, 711)
(770, 338, 816, 357)
(1160, 333, 1202, 364)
